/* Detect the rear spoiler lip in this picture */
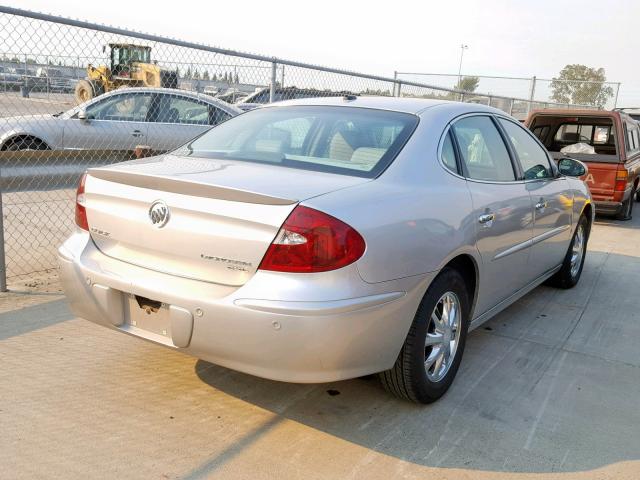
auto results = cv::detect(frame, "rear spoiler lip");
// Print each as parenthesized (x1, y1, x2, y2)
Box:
(87, 167, 298, 206)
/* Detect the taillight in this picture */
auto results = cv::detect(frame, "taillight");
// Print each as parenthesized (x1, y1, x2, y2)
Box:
(75, 172, 89, 231)
(615, 169, 628, 192)
(259, 206, 365, 273)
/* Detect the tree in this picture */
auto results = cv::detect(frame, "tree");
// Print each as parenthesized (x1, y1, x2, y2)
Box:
(550, 64, 614, 108)
(202, 70, 210, 80)
(453, 76, 479, 93)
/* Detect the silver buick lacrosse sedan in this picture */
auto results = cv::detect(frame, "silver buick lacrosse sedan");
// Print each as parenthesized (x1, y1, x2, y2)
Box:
(59, 96, 593, 403)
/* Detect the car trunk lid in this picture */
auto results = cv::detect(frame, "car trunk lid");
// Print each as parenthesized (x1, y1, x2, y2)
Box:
(84, 154, 369, 285)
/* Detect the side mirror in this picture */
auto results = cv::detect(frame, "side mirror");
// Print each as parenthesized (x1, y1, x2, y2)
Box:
(77, 110, 89, 122)
(558, 157, 588, 178)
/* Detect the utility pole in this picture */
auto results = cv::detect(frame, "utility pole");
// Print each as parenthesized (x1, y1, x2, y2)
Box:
(457, 44, 469, 88)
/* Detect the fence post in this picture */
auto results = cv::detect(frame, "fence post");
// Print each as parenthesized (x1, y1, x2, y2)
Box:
(0, 188, 6, 292)
(270, 59, 277, 103)
(393, 71, 398, 96)
(508, 98, 514, 115)
(280, 64, 285, 89)
(527, 76, 536, 114)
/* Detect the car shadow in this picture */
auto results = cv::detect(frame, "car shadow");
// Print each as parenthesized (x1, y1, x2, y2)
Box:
(0, 297, 70, 341)
(194, 249, 640, 474)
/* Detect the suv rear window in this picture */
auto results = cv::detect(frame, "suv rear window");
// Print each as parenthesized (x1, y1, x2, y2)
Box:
(529, 116, 618, 156)
(179, 106, 418, 178)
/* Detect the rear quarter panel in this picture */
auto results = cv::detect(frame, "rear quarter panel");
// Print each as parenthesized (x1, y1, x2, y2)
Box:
(302, 108, 479, 284)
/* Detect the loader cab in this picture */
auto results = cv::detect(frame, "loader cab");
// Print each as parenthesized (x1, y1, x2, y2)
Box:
(109, 44, 152, 78)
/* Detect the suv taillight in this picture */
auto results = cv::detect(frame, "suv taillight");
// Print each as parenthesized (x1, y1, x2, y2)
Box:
(75, 172, 89, 231)
(258, 206, 365, 273)
(615, 169, 628, 192)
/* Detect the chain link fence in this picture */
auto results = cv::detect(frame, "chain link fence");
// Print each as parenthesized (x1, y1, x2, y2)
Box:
(395, 73, 621, 111)
(0, 6, 611, 290)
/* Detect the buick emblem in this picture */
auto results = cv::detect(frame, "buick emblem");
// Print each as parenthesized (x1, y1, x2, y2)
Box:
(149, 200, 170, 228)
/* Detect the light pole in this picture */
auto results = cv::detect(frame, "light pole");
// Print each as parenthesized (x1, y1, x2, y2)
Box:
(457, 44, 469, 89)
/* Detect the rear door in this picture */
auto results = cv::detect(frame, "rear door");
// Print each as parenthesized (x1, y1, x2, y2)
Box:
(62, 91, 151, 150)
(451, 115, 534, 316)
(498, 117, 572, 277)
(146, 93, 233, 151)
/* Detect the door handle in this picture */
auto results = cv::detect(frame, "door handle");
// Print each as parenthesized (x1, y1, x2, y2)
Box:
(478, 213, 495, 227)
(131, 130, 143, 137)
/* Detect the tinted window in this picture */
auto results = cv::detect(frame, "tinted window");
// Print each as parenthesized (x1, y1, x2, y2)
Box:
(626, 123, 640, 155)
(532, 125, 549, 141)
(499, 118, 552, 180)
(153, 95, 209, 125)
(85, 93, 151, 122)
(180, 106, 418, 178)
(441, 132, 458, 173)
(453, 116, 515, 182)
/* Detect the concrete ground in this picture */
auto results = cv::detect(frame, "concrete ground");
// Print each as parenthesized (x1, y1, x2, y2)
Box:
(1, 213, 639, 479)
(0, 91, 75, 117)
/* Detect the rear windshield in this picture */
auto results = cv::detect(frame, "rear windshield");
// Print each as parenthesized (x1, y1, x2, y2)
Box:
(178, 106, 418, 178)
(529, 116, 617, 156)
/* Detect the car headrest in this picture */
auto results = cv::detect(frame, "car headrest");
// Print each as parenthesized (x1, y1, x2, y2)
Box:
(255, 139, 283, 153)
(350, 147, 386, 166)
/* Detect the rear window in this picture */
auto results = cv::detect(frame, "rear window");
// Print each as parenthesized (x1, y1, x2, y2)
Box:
(529, 116, 618, 156)
(179, 106, 418, 178)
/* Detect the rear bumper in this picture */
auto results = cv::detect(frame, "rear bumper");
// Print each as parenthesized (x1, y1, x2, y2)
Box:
(593, 200, 622, 215)
(58, 231, 432, 383)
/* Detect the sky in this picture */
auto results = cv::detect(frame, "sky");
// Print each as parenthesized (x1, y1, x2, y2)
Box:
(10, 0, 640, 106)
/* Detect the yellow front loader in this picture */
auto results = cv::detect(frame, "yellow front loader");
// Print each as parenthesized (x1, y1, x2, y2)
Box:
(75, 44, 178, 103)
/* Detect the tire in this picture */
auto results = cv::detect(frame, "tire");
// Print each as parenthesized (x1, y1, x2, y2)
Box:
(616, 193, 634, 221)
(635, 186, 640, 203)
(75, 79, 94, 104)
(379, 267, 470, 404)
(3, 137, 48, 151)
(546, 215, 589, 289)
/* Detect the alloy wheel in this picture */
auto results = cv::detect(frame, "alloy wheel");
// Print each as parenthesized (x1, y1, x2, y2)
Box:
(570, 224, 585, 278)
(425, 291, 462, 382)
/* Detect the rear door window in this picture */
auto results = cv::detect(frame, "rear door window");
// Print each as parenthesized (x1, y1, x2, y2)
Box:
(452, 116, 515, 182)
(499, 118, 552, 180)
(441, 131, 458, 173)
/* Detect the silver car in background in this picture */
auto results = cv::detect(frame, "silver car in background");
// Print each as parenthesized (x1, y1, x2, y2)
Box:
(58, 97, 593, 403)
(0, 87, 241, 151)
